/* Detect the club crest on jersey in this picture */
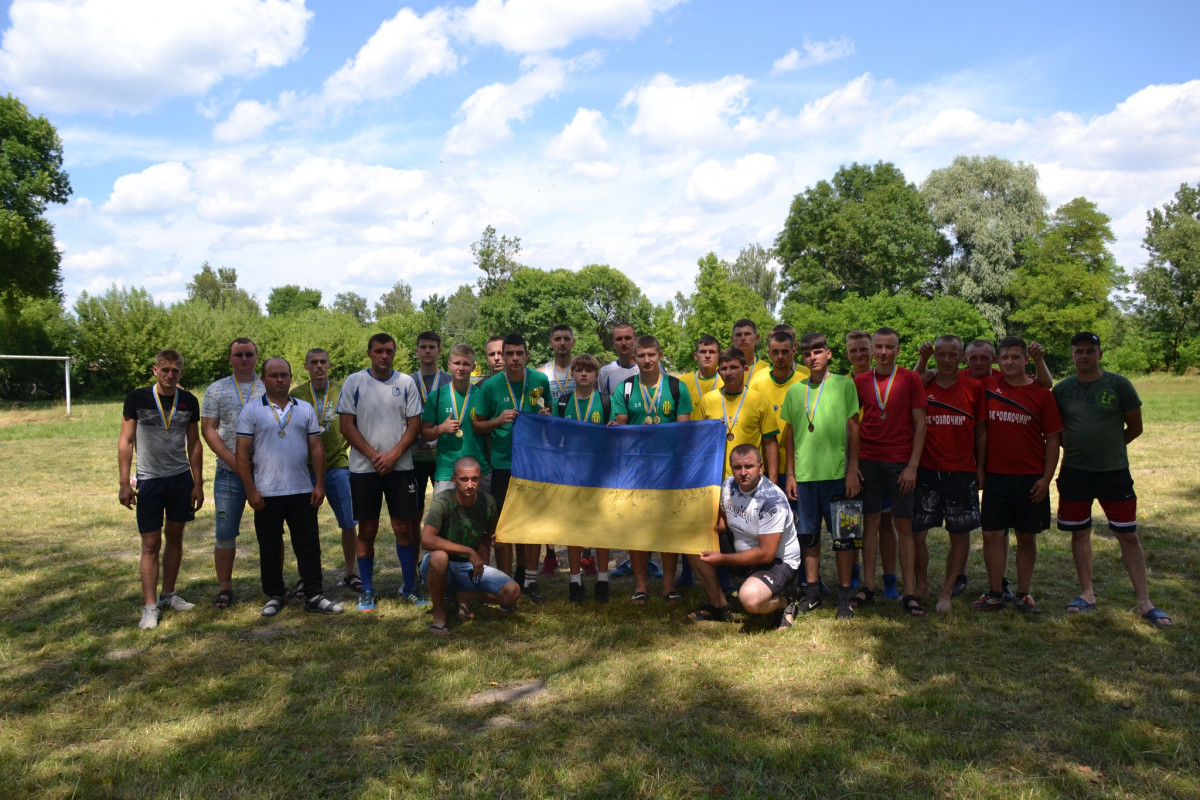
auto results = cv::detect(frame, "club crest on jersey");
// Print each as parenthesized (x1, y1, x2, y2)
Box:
(662, 400, 673, 415)
(590, 411, 602, 423)
(392, 387, 402, 397)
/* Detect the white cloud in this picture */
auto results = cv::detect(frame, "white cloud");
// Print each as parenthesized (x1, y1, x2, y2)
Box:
(444, 55, 572, 155)
(568, 161, 621, 180)
(0, 0, 311, 114)
(547, 109, 610, 161)
(61, 244, 134, 273)
(621, 73, 754, 151)
(212, 100, 284, 142)
(771, 37, 855, 75)
(686, 153, 779, 209)
(457, 0, 686, 54)
(102, 162, 194, 214)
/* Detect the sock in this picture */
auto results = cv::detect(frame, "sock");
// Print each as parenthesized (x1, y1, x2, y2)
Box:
(357, 555, 375, 593)
(838, 586, 852, 604)
(396, 544, 418, 594)
(883, 573, 898, 591)
(806, 583, 820, 603)
(597, 571, 610, 582)
(569, 573, 582, 585)
(524, 576, 537, 588)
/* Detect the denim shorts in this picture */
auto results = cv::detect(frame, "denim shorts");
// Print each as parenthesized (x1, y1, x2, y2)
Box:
(314, 467, 356, 530)
(420, 553, 514, 596)
(213, 467, 247, 542)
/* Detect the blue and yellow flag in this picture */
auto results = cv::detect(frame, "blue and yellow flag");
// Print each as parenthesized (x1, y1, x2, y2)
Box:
(495, 414, 725, 553)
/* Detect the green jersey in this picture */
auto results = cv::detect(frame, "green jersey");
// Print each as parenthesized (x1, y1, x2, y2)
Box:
(423, 490, 498, 562)
(421, 382, 492, 481)
(779, 373, 859, 483)
(611, 373, 691, 424)
(290, 380, 350, 471)
(477, 368, 552, 470)
(555, 390, 611, 424)
(1052, 371, 1142, 472)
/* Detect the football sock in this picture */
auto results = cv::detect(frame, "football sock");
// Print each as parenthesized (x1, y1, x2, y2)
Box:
(396, 543, 418, 593)
(357, 555, 375, 593)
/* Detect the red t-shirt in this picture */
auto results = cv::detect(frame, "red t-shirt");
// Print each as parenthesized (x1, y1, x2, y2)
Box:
(960, 367, 1001, 381)
(854, 367, 927, 462)
(921, 375, 984, 472)
(983, 376, 1063, 475)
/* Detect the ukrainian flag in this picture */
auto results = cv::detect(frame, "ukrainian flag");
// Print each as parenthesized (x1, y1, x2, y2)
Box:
(496, 414, 725, 553)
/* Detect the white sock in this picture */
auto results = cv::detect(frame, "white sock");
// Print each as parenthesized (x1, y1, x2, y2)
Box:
(569, 573, 582, 585)
(597, 572, 610, 582)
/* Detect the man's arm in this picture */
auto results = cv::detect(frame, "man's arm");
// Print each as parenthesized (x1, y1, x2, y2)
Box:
(675, 413, 691, 422)
(187, 421, 204, 511)
(373, 415, 422, 475)
(899, 407, 927, 494)
(702, 532, 781, 567)
(914, 341, 933, 373)
(118, 417, 137, 508)
(784, 432, 797, 500)
(473, 408, 517, 434)
(1123, 408, 1143, 444)
(308, 433, 326, 508)
(845, 414, 862, 498)
(201, 417, 237, 469)
(1031, 432, 1061, 503)
(974, 420, 987, 490)
(762, 435, 779, 484)
(235, 434, 265, 511)
(338, 412, 378, 464)
(1029, 342, 1053, 388)
(421, 524, 486, 576)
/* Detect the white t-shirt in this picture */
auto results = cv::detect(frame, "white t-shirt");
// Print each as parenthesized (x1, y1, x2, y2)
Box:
(541, 360, 576, 404)
(598, 360, 638, 396)
(336, 369, 423, 474)
(721, 476, 802, 568)
(201, 375, 265, 472)
(236, 396, 322, 497)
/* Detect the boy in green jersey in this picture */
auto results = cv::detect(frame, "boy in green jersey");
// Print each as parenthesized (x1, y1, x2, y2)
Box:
(421, 344, 491, 496)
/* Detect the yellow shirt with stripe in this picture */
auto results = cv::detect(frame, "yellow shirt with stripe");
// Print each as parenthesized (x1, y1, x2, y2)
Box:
(743, 358, 773, 386)
(674, 370, 724, 411)
(693, 387, 779, 478)
(749, 366, 811, 435)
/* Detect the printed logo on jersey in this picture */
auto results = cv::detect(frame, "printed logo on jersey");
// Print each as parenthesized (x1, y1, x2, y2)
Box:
(590, 411, 602, 423)
(392, 387, 402, 397)
(1097, 389, 1118, 407)
(662, 400, 673, 415)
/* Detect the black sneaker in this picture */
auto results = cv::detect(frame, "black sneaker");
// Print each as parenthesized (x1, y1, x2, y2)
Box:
(522, 581, 546, 604)
(1012, 592, 1042, 614)
(836, 588, 854, 620)
(951, 574, 969, 597)
(970, 592, 1006, 612)
(568, 582, 584, 604)
(594, 580, 610, 604)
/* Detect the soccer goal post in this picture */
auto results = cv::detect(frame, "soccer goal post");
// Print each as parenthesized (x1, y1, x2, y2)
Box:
(0, 355, 72, 416)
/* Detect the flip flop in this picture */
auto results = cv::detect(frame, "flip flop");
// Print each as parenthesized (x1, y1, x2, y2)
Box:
(457, 601, 475, 621)
(1141, 607, 1172, 627)
(902, 595, 926, 617)
(428, 622, 450, 637)
(663, 590, 683, 602)
(1066, 596, 1096, 613)
(631, 591, 649, 606)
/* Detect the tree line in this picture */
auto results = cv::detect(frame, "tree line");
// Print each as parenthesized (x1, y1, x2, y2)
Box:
(2, 94, 1197, 399)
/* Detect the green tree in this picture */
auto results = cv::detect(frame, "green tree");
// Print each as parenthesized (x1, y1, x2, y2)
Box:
(675, 253, 775, 370)
(477, 267, 596, 365)
(574, 264, 654, 351)
(257, 307, 370, 381)
(0, 295, 75, 398)
(0, 94, 71, 305)
(442, 284, 480, 342)
(921, 155, 1046, 334)
(1009, 198, 1124, 370)
(332, 291, 369, 323)
(420, 293, 448, 325)
(186, 263, 260, 314)
(775, 161, 949, 307)
(374, 281, 414, 319)
(729, 243, 782, 315)
(73, 285, 169, 394)
(473, 225, 522, 296)
(1135, 182, 1200, 371)
(163, 300, 264, 387)
(267, 285, 322, 316)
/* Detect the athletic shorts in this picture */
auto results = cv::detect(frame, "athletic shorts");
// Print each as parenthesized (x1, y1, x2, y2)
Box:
(350, 469, 418, 522)
(420, 553, 514, 596)
(1056, 466, 1137, 533)
(314, 467, 356, 531)
(490, 469, 511, 513)
(912, 469, 981, 535)
(729, 559, 798, 597)
(981, 473, 1050, 534)
(859, 460, 915, 518)
(136, 470, 195, 533)
(794, 479, 843, 548)
(414, 459, 437, 514)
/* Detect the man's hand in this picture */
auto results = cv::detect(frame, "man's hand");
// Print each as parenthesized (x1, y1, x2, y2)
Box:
(844, 470, 861, 498)
(698, 550, 725, 565)
(468, 551, 485, 579)
(119, 483, 137, 509)
(1029, 341, 1046, 363)
(785, 474, 798, 501)
(310, 486, 325, 508)
(372, 448, 400, 475)
(1029, 477, 1051, 503)
(922, 369, 936, 386)
(191, 484, 204, 512)
(247, 489, 266, 511)
(898, 464, 918, 495)
(440, 418, 461, 436)
(918, 341, 934, 358)
(498, 409, 519, 425)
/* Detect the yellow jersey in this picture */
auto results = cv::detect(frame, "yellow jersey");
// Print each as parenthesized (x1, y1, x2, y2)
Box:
(694, 387, 778, 478)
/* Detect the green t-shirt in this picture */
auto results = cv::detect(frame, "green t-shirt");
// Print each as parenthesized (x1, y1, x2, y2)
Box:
(477, 368, 552, 470)
(290, 380, 350, 471)
(779, 373, 860, 482)
(611, 374, 692, 424)
(1052, 371, 1142, 472)
(421, 382, 492, 481)
(423, 490, 498, 562)
(555, 390, 610, 424)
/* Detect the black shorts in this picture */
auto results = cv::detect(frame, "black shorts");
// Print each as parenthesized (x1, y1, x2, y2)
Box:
(912, 469, 981, 535)
(136, 470, 195, 533)
(1056, 466, 1137, 533)
(981, 473, 1050, 534)
(414, 459, 437, 514)
(729, 559, 798, 596)
(350, 469, 418, 522)
(859, 460, 915, 518)
(491, 469, 511, 513)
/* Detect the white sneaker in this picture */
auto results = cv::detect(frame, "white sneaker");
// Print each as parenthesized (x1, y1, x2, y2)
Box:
(158, 592, 195, 611)
(138, 604, 160, 630)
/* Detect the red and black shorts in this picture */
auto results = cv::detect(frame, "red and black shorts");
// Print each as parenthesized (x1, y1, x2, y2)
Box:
(1055, 466, 1137, 533)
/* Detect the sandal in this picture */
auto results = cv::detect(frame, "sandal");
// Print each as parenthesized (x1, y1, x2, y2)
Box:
(428, 622, 450, 637)
(289, 581, 308, 602)
(342, 574, 364, 592)
(776, 600, 799, 630)
(902, 595, 925, 617)
(687, 603, 734, 622)
(850, 586, 875, 609)
(1066, 596, 1096, 613)
(631, 591, 648, 606)
(305, 594, 344, 614)
(663, 590, 683, 602)
(457, 601, 475, 622)
(1141, 607, 1172, 627)
(261, 596, 285, 617)
(213, 589, 235, 610)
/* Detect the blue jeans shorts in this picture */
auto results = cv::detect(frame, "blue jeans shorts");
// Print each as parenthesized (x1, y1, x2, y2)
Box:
(314, 467, 356, 530)
(213, 467, 247, 544)
(420, 553, 514, 596)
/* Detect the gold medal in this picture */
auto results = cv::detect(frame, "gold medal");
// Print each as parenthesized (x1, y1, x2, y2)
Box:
(455, 429, 463, 438)
(654, 415, 662, 424)
(726, 432, 735, 441)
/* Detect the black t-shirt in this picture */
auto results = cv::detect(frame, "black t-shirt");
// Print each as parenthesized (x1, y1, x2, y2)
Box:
(123, 386, 200, 479)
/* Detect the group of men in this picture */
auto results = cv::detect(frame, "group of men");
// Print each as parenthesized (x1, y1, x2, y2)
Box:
(120, 318, 1171, 633)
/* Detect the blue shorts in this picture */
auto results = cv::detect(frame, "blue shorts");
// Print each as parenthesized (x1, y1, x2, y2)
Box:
(314, 467, 356, 530)
(213, 467, 247, 542)
(420, 553, 514, 596)
(794, 479, 844, 548)
(136, 470, 195, 533)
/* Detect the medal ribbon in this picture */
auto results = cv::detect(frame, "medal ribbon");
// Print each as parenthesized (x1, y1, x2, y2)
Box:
(805, 378, 825, 429)
(573, 391, 596, 423)
(552, 364, 570, 397)
(417, 371, 440, 403)
(308, 383, 329, 424)
(639, 376, 663, 419)
(233, 376, 258, 408)
(154, 390, 179, 435)
(720, 388, 749, 436)
(450, 383, 472, 423)
(269, 398, 294, 436)
(693, 370, 716, 400)
(873, 368, 896, 414)
(505, 372, 527, 412)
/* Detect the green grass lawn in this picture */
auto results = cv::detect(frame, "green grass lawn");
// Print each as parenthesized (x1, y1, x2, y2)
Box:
(1, 378, 1197, 799)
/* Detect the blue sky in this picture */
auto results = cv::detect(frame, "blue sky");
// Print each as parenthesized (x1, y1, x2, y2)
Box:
(2, 0, 1198, 311)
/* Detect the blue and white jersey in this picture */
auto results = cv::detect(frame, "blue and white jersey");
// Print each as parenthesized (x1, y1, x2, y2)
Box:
(336, 369, 423, 474)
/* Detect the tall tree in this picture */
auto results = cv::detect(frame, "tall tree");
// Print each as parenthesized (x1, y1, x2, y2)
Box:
(73, 285, 169, 394)
(0, 94, 71, 305)
(374, 281, 414, 319)
(1135, 182, 1200, 371)
(729, 243, 782, 314)
(775, 161, 949, 307)
(1009, 198, 1124, 369)
(186, 263, 260, 314)
(473, 225, 522, 296)
(677, 252, 775, 370)
(921, 155, 1046, 334)
(267, 285, 322, 316)
(442, 284, 480, 340)
(574, 264, 654, 351)
(332, 291, 369, 323)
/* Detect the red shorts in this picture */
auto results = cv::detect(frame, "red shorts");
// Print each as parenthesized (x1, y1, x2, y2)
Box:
(1055, 466, 1137, 533)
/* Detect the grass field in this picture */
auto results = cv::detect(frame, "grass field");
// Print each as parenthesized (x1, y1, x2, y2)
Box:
(1, 377, 1197, 799)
